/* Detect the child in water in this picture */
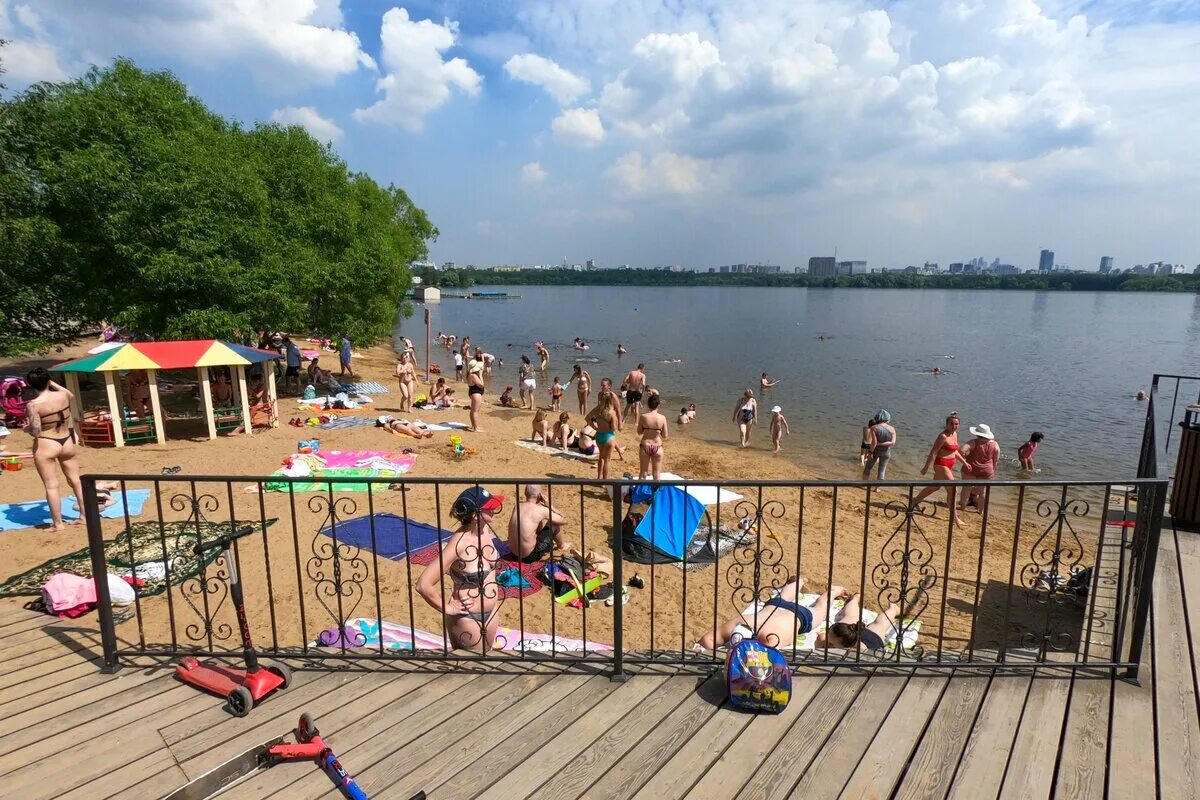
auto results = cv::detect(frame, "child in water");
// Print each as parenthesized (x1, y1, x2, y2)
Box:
(677, 407, 691, 426)
(687, 403, 697, 420)
(770, 405, 790, 453)
(550, 378, 564, 412)
(1018, 431, 1044, 472)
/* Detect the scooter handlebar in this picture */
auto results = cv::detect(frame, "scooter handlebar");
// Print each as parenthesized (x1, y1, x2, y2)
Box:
(192, 524, 257, 555)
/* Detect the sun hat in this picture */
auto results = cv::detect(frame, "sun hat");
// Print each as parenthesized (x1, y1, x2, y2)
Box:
(969, 423, 995, 440)
(771, 405, 782, 413)
(876, 410, 891, 422)
(451, 486, 505, 519)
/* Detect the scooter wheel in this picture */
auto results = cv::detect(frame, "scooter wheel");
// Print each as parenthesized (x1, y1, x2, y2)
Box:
(228, 685, 254, 717)
(272, 662, 293, 689)
(298, 712, 318, 743)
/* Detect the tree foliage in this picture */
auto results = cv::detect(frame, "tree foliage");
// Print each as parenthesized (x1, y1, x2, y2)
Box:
(0, 58, 437, 355)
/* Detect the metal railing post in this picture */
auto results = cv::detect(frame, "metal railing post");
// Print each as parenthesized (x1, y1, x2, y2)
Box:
(610, 481, 627, 681)
(83, 476, 121, 673)
(1123, 478, 1167, 683)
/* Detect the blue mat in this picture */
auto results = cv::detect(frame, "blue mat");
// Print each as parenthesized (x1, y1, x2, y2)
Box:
(319, 512, 451, 560)
(0, 489, 152, 532)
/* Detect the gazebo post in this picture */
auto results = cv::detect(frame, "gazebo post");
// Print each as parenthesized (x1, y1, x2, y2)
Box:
(265, 361, 279, 428)
(103, 372, 125, 448)
(198, 368, 216, 440)
(235, 365, 253, 436)
(63, 372, 84, 443)
(147, 369, 166, 445)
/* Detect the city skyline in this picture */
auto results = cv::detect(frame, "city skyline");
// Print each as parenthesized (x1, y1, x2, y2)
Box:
(3, 2, 1199, 269)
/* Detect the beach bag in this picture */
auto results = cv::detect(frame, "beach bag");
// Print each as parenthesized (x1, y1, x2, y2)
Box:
(725, 639, 792, 714)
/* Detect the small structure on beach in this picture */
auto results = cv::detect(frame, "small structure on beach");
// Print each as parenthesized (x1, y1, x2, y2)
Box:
(52, 340, 281, 447)
(415, 286, 441, 302)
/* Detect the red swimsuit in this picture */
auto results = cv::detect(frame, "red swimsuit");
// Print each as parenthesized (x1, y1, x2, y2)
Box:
(934, 442, 959, 469)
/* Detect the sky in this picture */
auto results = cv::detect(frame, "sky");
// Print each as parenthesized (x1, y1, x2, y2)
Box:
(2, 0, 1199, 271)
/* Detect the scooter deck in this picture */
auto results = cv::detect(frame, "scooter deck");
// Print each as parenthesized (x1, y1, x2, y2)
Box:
(159, 737, 283, 800)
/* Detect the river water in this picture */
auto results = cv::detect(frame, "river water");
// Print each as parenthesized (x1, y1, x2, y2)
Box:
(397, 286, 1200, 479)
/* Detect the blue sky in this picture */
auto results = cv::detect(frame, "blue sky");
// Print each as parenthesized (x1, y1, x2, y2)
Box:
(3, 1, 1199, 271)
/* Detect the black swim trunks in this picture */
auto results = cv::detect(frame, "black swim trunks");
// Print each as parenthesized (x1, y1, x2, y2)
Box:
(625, 390, 643, 404)
(285, 366, 300, 377)
(517, 523, 556, 563)
(469, 385, 484, 396)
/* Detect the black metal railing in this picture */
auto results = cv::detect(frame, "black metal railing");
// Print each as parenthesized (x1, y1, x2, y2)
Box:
(76, 468, 1167, 680)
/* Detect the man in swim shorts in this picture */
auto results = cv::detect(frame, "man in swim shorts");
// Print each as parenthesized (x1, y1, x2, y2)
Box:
(507, 484, 568, 563)
(622, 363, 647, 422)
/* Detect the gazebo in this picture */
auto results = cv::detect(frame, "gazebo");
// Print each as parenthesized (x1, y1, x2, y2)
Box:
(52, 340, 282, 447)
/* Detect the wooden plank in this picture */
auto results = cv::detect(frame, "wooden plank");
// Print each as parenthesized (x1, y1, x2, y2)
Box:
(1150, 539, 1200, 799)
(478, 676, 668, 800)
(0, 606, 52, 631)
(352, 675, 549, 799)
(0, 665, 162, 739)
(429, 674, 619, 800)
(1108, 630, 1156, 798)
(1053, 675, 1111, 800)
(682, 672, 830, 800)
(838, 675, 951, 799)
(0, 631, 102, 676)
(278, 674, 529, 800)
(0, 631, 93, 665)
(997, 670, 1073, 799)
(58, 748, 181, 800)
(0, 648, 101, 692)
(524, 676, 703, 800)
(102, 761, 189, 800)
(631, 700, 756, 800)
(947, 675, 1032, 800)
(372, 674, 593, 799)
(223, 672, 482, 799)
(734, 673, 869, 800)
(788, 674, 910, 798)
(891, 675, 990, 800)
(0, 662, 115, 717)
(584, 674, 726, 800)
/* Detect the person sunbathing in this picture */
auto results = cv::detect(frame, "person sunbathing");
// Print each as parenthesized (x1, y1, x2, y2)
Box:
(376, 415, 434, 439)
(698, 577, 901, 654)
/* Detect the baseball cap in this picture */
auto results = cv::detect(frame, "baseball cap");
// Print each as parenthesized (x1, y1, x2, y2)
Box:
(451, 486, 505, 519)
(771, 405, 782, 413)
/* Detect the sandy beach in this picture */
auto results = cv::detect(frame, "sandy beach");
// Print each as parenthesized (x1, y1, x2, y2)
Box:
(0, 337, 1111, 659)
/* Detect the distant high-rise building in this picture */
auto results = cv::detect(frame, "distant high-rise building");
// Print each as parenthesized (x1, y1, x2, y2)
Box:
(837, 260, 867, 275)
(996, 264, 1020, 275)
(1099, 256, 1114, 273)
(991, 257, 1001, 270)
(923, 262, 939, 273)
(586, 259, 596, 270)
(808, 256, 838, 277)
(949, 263, 964, 274)
(1039, 249, 1054, 272)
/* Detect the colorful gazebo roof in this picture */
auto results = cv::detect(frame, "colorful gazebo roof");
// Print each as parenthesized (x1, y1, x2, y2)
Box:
(53, 340, 281, 373)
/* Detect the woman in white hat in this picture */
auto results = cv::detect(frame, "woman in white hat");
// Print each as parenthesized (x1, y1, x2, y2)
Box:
(960, 423, 999, 513)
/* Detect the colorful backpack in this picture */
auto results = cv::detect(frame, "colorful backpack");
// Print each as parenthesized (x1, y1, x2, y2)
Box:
(725, 638, 792, 713)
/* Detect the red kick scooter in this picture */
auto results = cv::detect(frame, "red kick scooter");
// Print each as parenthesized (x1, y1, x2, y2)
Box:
(175, 525, 291, 716)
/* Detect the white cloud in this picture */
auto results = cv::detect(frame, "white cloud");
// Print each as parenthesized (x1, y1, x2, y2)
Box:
(0, 0, 372, 89)
(521, 161, 549, 184)
(475, 220, 497, 235)
(606, 151, 709, 196)
(552, 107, 605, 146)
(354, 8, 481, 131)
(504, 53, 590, 104)
(269, 105, 344, 142)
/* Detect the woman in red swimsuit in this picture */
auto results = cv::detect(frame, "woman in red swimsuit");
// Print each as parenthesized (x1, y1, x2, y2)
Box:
(914, 412, 969, 525)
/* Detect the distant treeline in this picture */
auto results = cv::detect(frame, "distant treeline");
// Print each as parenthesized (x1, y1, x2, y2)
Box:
(433, 268, 1199, 293)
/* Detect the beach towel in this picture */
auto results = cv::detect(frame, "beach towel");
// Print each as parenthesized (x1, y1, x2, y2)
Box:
(339, 381, 390, 395)
(421, 421, 470, 432)
(318, 617, 612, 654)
(317, 415, 377, 430)
(513, 439, 598, 462)
(409, 541, 546, 599)
(319, 513, 448, 561)
(0, 489, 151, 532)
(0, 519, 275, 597)
(651, 473, 743, 505)
(741, 593, 922, 655)
(263, 451, 417, 492)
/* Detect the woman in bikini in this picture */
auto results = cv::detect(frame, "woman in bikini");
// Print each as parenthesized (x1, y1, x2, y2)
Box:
(375, 416, 435, 439)
(467, 349, 486, 432)
(531, 407, 551, 444)
(416, 487, 506, 653)
(914, 412, 969, 525)
(518, 356, 536, 410)
(731, 388, 758, 448)
(636, 393, 669, 480)
(587, 389, 621, 483)
(574, 419, 598, 456)
(25, 369, 84, 531)
(549, 412, 575, 450)
(395, 352, 416, 412)
(571, 364, 592, 415)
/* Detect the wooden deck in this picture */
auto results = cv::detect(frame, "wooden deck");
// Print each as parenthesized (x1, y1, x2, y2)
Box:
(1, 523, 1198, 800)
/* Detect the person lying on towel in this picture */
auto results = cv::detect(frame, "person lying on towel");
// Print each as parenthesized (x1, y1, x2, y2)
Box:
(698, 577, 901, 654)
(507, 484, 572, 563)
(376, 415, 434, 439)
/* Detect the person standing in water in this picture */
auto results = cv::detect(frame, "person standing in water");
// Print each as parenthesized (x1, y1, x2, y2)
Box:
(760, 373, 778, 389)
(959, 423, 999, 513)
(622, 363, 648, 422)
(536, 342, 550, 373)
(518, 356, 536, 409)
(25, 369, 84, 531)
(617, 344, 627, 357)
(732, 388, 758, 447)
(862, 411, 896, 488)
(637, 393, 669, 480)
(914, 413, 968, 524)
(770, 405, 790, 453)
(571, 364, 592, 415)
(1018, 431, 1044, 472)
